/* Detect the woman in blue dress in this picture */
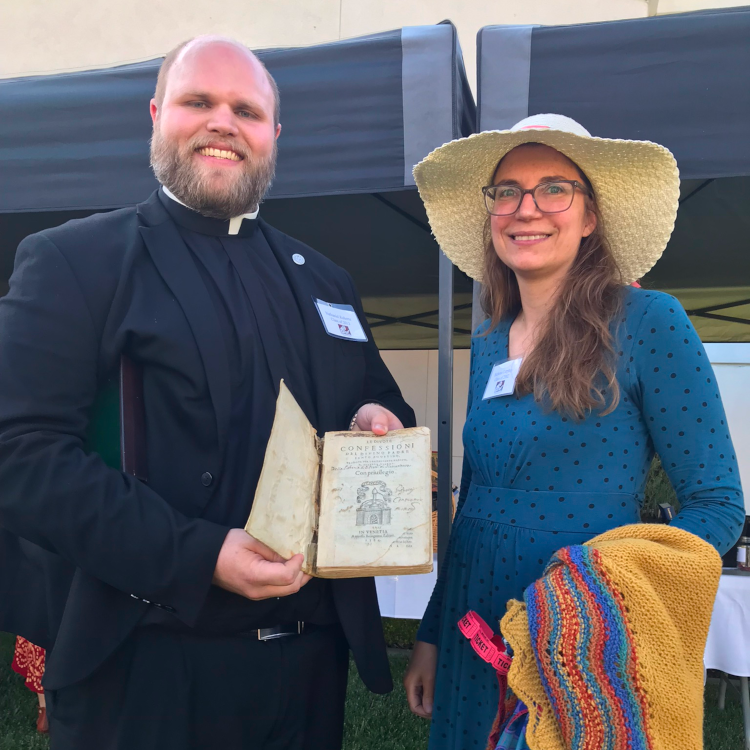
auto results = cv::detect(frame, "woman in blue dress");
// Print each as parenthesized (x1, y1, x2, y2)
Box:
(404, 114, 745, 749)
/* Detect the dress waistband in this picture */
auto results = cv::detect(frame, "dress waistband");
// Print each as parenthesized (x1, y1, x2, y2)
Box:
(460, 483, 641, 535)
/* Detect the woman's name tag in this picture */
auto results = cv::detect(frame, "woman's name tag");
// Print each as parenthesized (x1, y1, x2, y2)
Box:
(482, 358, 522, 400)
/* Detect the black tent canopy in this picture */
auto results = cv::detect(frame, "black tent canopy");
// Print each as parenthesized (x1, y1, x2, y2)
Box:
(476, 7, 750, 341)
(0, 22, 476, 348)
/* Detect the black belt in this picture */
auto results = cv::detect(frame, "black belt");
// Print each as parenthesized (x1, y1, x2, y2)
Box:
(245, 622, 307, 641)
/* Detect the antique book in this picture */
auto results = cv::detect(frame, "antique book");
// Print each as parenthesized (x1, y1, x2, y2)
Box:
(245, 381, 433, 578)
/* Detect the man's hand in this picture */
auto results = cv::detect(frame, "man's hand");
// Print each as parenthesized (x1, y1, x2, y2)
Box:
(404, 640, 438, 719)
(213, 529, 312, 600)
(351, 404, 404, 436)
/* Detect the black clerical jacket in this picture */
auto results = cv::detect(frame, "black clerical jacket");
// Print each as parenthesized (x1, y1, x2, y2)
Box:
(0, 191, 414, 693)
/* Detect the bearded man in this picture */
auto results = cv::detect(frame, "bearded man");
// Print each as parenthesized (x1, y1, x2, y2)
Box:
(0, 36, 414, 750)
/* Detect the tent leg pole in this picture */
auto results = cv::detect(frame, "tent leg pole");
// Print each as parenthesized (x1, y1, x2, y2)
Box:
(437, 251, 454, 570)
(472, 280, 484, 332)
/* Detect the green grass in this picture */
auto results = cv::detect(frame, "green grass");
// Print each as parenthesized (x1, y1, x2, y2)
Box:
(343, 653, 430, 750)
(0, 633, 49, 750)
(642, 454, 680, 520)
(0, 631, 743, 749)
(382, 617, 420, 649)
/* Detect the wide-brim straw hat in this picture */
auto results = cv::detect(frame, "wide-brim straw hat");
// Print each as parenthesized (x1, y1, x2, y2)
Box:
(413, 113, 680, 285)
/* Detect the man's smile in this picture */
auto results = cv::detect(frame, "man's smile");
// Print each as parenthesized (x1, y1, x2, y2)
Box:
(195, 146, 243, 162)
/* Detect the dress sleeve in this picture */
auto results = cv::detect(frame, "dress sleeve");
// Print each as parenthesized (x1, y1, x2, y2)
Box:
(628, 293, 745, 555)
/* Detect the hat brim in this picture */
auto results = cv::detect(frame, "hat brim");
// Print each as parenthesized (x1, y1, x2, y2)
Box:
(413, 129, 680, 285)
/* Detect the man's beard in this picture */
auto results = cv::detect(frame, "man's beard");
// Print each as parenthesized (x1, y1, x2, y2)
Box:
(150, 130, 277, 220)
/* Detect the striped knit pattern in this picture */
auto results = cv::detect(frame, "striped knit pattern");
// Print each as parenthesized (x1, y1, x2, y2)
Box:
(524, 546, 652, 750)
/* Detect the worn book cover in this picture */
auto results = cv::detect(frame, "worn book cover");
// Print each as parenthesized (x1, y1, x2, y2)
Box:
(245, 381, 433, 578)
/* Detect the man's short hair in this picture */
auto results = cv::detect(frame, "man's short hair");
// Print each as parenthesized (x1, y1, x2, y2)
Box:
(153, 37, 281, 127)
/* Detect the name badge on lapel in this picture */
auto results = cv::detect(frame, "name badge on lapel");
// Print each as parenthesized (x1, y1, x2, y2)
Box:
(314, 299, 368, 342)
(482, 358, 523, 400)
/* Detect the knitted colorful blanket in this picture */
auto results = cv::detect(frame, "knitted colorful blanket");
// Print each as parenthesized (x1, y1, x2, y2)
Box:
(496, 524, 722, 750)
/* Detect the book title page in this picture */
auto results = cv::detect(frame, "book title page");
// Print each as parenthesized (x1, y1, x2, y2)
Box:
(316, 427, 432, 571)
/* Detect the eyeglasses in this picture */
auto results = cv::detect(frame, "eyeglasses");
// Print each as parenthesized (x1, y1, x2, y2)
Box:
(482, 180, 590, 216)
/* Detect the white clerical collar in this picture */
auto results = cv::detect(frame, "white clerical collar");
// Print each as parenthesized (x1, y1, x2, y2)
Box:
(161, 186, 259, 235)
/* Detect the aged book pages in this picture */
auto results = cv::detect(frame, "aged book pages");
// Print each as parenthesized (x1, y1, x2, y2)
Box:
(245, 381, 319, 564)
(245, 381, 433, 578)
(315, 427, 433, 577)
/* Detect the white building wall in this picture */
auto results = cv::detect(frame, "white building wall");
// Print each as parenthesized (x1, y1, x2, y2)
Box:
(656, 0, 748, 11)
(3, 0, 742, 85)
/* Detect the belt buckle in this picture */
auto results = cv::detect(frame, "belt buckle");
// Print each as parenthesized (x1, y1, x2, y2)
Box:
(257, 622, 304, 641)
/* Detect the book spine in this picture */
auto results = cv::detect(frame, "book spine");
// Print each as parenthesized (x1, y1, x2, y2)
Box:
(304, 435, 325, 576)
(304, 542, 318, 576)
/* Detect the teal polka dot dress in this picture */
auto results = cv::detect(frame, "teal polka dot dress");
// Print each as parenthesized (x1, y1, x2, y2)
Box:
(417, 287, 744, 749)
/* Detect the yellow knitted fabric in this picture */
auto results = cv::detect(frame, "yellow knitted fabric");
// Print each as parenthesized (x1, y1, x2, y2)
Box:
(500, 523, 721, 750)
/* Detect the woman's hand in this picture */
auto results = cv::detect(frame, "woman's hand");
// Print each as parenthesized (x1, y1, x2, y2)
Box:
(404, 640, 438, 719)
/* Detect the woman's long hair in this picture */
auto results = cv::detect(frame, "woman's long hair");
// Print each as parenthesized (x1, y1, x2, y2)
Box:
(480, 167, 623, 420)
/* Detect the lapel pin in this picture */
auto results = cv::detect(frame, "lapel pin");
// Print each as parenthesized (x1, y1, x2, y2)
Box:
(292, 253, 305, 266)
